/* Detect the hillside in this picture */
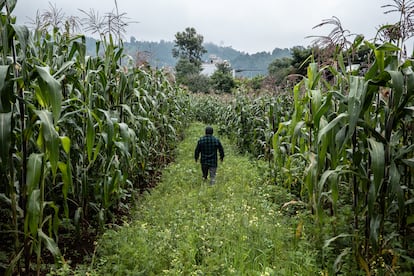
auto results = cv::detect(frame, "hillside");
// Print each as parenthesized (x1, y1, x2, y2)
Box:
(85, 37, 292, 77)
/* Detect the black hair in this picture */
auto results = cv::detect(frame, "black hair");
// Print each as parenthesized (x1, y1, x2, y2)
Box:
(205, 126, 213, 135)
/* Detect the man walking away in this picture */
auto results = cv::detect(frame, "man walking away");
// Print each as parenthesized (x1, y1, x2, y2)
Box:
(194, 126, 225, 185)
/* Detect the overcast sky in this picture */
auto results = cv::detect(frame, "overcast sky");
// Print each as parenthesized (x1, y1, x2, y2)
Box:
(12, 0, 400, 54)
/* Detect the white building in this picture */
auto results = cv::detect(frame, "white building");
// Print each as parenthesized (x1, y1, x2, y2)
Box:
(201, 55, 230, 76)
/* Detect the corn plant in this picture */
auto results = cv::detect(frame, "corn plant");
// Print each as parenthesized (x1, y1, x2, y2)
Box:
(209, 38, 414, 275)
(269, 40, 414, 273)
(0, 1, 191, 274)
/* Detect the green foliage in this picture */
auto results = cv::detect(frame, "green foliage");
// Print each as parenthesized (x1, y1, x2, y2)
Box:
(210, 62, 235, 93)
(249, 75, 266, 91)
(0, 3, 191, 274)
(268, 57, 293, 85)
(195, 30, 414, 275)
(290, 46, 313, 76)
(174, 57, 201, 83)
(190, 94, 228, 124)
(216, 90, 293, 159)
(216, 43, 414, 274)
(173, 28, 211, 91)
(4, 1, 413, 275)
(85, 123, 319, 275)
(175, 57, 211, 93)
(185, 73, 211, 93)
(172, 27, 207, 68)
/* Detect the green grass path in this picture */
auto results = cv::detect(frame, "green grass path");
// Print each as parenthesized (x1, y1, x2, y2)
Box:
(91, 122, 318, 275)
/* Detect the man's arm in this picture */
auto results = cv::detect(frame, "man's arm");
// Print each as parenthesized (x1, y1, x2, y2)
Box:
(218, 140, 224, 161)
(194, 141, 200, 162)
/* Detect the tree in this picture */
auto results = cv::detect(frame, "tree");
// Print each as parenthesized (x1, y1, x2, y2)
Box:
(172, 27, 207, 68)
(210, 62, 235, 93)
(290, 46, 312, 76)
(173, 27, 208, 91)
(175, 58, 202, 84)
(267, 57, 293, 85)
(174, 58, 210, 92)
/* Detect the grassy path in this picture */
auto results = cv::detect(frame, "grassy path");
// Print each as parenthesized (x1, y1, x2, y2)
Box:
(88, 122, 318, 275)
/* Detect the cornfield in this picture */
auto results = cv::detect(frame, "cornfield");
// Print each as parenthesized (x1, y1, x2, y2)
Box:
(215, 47, 414, 274)
(0, 1, 190, 274)
(2, 0, 414, 274)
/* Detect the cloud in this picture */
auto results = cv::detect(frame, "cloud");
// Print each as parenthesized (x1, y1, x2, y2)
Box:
(12, 0, 402, 54)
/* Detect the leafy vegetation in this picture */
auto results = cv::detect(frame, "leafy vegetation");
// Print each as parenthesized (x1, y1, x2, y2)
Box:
(2, 0, 414, 275)
(0, 1, 190, 274)
(210, 62, 235, 93)
(72, 123, 318, 275)
(87, 38, 292, 77)
(211, 7, 414, 274)
(172, 27, 207, 68)
(172, 27, 209, 92)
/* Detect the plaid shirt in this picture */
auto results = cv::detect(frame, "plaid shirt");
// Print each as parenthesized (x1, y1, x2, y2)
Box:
(195, 135, 224, 167)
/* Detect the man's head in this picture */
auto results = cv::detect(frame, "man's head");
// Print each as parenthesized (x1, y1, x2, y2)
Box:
(205, 126, 213, 135)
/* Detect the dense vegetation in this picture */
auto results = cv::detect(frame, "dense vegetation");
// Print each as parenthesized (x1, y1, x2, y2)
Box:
(94, 38, 292, 77)
(2, 0, 414, 275)
(204, 44, 414, 276)
(0, 1, 190, 274)
(69, 123, 318, 275)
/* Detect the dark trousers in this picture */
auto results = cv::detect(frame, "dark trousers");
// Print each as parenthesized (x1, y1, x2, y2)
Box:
(201, 164, 217, 184)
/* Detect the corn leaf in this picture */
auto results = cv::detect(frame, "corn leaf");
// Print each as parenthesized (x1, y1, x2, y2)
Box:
(368, 138, 385, 191)
(334, 248, 352, 274)
(27, 189, 40, 237)
(53, 61, 75, 79)
(370, 214, 381, 244)
(310, 89, 322, 119)
(35, 110, 60, 176)
(323, 233, 352, 248)
(86, 110, 95, 163)
(376, 42, 400, 52)
(58, 161, 72, 199)
(36, 66, 62, 123)
(0, 65, 12, 112)
(317, 113, 348, 144)
(38, 228, 61, 257)
(2, 0, 17, 12)
(5, 247, 23, 276)
(0, 112, 12, 165)
(348, 76, 367, 138)
(387, 70, 404, 108)
(12, 25, 29, 56)
(60, 136, 70, 154)
(402, 157, 414, 167)
(314, 92, 333, 129)
(374, 49, 385, 73)
(389, 162, 404, 218)
(26, 153, 43, 195)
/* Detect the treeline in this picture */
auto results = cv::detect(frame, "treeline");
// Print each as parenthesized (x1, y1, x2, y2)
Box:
(93, 37, 292, 77)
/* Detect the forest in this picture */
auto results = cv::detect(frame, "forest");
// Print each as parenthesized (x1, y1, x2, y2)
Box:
(88, 37, 292, 77)
(1, 0, 414, 275)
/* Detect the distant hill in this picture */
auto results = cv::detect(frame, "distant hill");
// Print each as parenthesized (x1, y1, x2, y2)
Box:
(85, 37, 292, 77)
